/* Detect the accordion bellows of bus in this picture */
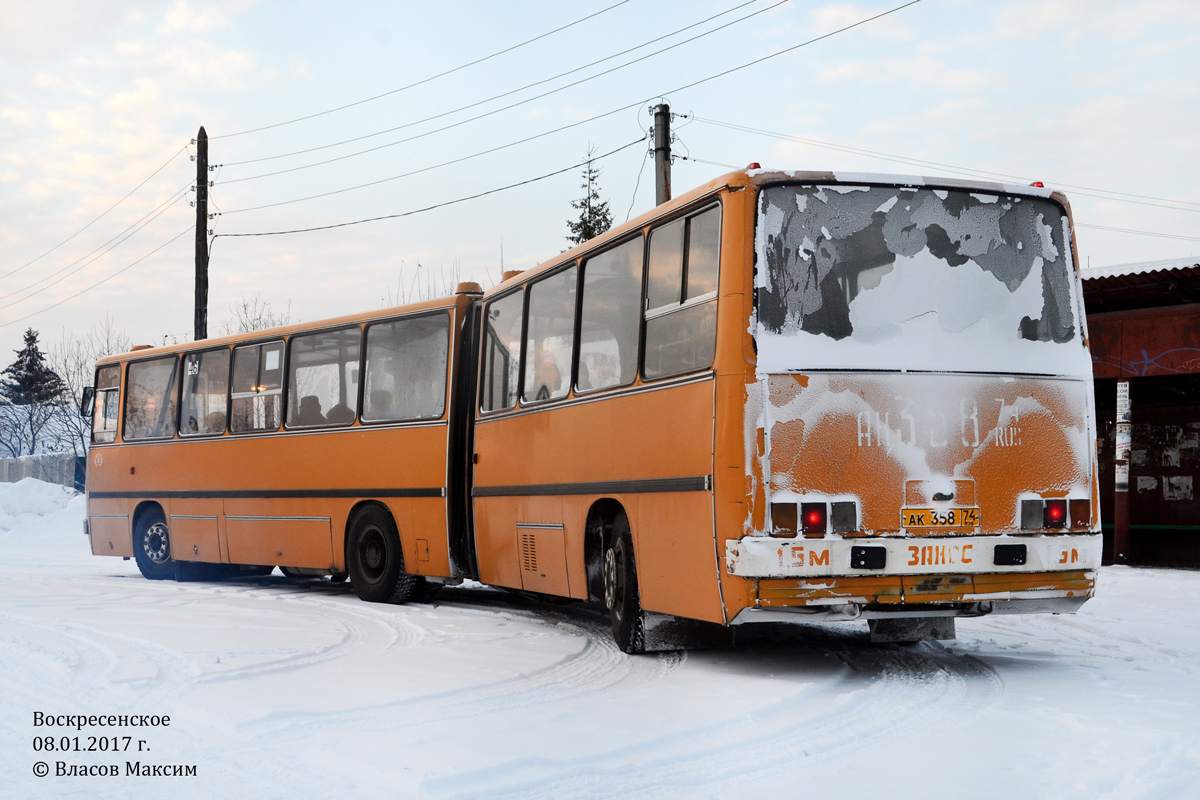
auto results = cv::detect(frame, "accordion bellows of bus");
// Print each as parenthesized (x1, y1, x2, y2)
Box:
(82, 168, 1101, 654)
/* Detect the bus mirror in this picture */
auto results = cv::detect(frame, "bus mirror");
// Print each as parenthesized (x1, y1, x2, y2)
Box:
(80, 386, 95, 418)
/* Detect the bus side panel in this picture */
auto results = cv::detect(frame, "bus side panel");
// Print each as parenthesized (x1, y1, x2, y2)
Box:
(169, 498, 221, 563)
(472, 379, 719, 621)
(224, 497, 334, 569)
(634, 492, 723, 623)
(87, 497, 134, 558)
(406, 497, 452, 577)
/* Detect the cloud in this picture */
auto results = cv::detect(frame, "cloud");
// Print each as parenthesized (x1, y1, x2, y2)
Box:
(156, 43, 260, 88)
(809, 3, 915, 41)
(815, 52, 992, 92)
(159, 1, 228, 34)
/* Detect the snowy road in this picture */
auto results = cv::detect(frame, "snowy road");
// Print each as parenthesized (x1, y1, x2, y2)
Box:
(2, 484, 1198, 799)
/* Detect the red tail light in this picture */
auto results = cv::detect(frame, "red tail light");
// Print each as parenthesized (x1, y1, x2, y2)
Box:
(801, 502, 827, 535)
(1044, 499, 1067, 529)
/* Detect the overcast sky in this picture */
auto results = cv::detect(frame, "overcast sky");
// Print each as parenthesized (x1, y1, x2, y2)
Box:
(1, 0, 1197, 361)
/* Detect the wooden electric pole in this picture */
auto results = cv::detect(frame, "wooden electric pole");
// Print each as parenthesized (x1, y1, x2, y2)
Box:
(653, 103, 671, 206)
(194, 126, 209, 341)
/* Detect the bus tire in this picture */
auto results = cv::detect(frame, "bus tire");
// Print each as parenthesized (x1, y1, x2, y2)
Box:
(133, 507, 174, 581)
(346, 504, 416, 604)
(603, 516, 645, 654)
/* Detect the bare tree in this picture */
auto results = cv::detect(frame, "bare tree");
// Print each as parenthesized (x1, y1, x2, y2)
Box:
(221, 293, 294, 335)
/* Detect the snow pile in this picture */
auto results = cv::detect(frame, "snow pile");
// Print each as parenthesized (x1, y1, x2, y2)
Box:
(0, 477, 77, 532)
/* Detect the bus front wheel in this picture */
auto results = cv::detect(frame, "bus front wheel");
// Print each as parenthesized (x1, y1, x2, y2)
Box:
(133, 508, 175, 581)
(346, 505, 416, 604)
(603, 517, 645, 654)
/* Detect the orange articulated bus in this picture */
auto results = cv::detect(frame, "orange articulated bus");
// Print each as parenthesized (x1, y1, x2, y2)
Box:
(84, 169, 1102, 652)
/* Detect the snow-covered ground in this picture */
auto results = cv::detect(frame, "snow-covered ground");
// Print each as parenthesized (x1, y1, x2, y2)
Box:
(1, 478, 1197, 799)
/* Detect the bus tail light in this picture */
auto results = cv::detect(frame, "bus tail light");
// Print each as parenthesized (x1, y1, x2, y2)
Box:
(1020, 499, 1043, 530)
(1044, 500, 1067, 529)
(831, 502, 857, 533)
(770, 502, 797, 537)
(801, 503, 827, 535)
(1070, 499, 1091, 529)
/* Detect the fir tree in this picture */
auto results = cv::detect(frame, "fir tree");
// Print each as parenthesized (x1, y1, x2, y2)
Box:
(566, 146, 613, 246)
(1, 328, 66, 405)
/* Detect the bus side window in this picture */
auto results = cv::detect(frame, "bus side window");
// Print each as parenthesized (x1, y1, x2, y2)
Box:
(643, 204, 720, 380)
(230, 341, 284, 433)
(362, 314, 450, 422)
(286, 327, 361, 428)
(523, 265, 577, 404)
(180, 348, 230, 436)
(578, 235, 642, 393)
(481, 291, 524, 412)
(124, 356, 180, 440)
(91, 364, 121, 444)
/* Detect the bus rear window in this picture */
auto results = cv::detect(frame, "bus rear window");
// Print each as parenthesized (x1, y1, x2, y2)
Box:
(755, 184, 1087, 376)
(124, 357, 179, 440)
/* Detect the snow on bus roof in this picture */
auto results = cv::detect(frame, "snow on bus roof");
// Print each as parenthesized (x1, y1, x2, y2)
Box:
(744, 168, 1057, 199)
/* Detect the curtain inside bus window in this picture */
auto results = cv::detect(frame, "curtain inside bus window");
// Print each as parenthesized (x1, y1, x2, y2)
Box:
(124, 356, 179, 440)
(481, 291, 523, 412)
(578, 236, 643, 392)
(230, 341, 284, 433)
(287, 327, 361, 428)
(644, 204, 721, 380)
(363, 314, 449, 422)
(755, 184, 1085, 375)
(180, 348, 230, 436)
(523, 265, 578, 403)
(91, 364, 121, 444)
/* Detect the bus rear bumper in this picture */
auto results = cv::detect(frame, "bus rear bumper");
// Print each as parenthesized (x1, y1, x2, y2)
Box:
(730, 594, 1090, 625)
(725, 532, 1102, 578)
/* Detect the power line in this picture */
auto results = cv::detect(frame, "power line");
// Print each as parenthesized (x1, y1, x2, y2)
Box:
(689, 115, 1200, 215)
(1, 143, 189, 280)
(1077, 224, 1200, 243)
(218, 139, 645, 238)
(211, 0, 635, 141)
(218, 0, 784, 184)
(0, 225, 195, 329)
(0, 190, 191, 312)
(0, 182, 194, 303)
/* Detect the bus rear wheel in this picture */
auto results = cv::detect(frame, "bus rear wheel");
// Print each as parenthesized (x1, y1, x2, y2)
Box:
(133, 508, 175, 581)
(603, 517, 645, 654)
(346, 504, 416, 604)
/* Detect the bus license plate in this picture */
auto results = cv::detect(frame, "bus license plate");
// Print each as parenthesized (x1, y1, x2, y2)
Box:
(901, 507, 980, 529)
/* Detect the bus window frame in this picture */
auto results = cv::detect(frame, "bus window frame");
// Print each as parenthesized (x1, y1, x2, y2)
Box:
(478, 284, 530, 416)
(91, 363, 123, 445)
(178, 345, 233, 439)
(229, 338, 287, 436)
(359, 308, 454, 426)
(573, 231, 646, 398)
(283, 324, 363, 431)
(639, 200, 722, 383)
(121, 353, 182, 442)
(521, 261, 581, 407)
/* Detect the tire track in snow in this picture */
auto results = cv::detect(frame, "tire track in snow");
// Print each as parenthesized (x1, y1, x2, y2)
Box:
(429, 626, 1002, 799)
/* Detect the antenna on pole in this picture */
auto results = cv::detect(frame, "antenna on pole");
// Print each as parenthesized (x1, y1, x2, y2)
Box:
(652, 103, 671, 206)
(194, 126, 209, 341)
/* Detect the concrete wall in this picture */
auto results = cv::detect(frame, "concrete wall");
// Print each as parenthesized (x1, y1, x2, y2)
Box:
(0, 453, 82, 490)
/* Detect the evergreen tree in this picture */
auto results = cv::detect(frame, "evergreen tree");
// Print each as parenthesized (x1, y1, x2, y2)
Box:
(1, 328, 66, 405)
(566, 146, 613, 246)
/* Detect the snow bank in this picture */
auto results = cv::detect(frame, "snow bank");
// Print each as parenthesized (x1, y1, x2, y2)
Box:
(0, 477, 77, 532)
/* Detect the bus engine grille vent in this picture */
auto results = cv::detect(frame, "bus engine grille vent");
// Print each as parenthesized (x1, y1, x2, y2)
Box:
(520, 531, 538, 573)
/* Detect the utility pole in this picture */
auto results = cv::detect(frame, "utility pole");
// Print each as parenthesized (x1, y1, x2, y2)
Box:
(194, 126, 209, 341)
(653, 103, 671, 206)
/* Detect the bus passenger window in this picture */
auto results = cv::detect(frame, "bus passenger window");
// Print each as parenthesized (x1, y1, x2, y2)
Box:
(124, 356, 180, 440)
(481, 291, 524, 412)
(523, 266, 577, 403)
(180, 348, 229, 436)
(362, 314, 449, 422)
(644, 205, 720, 380)
(91, 365, 121, 444)
(231, 341, 284, 433)
(578, 236, 642, 392)
(287, 327, 361, 428)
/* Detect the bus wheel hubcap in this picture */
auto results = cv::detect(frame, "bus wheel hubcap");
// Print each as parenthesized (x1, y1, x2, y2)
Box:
(144, 522, 170, 564)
